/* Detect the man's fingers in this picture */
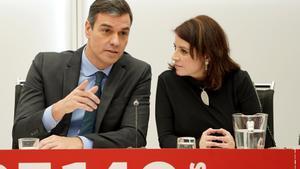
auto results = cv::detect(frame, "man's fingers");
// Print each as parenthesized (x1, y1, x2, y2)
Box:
(76, 102, 94, 112)
(39, 142, 56, 149)
(88, 86, 100, 104)
(76, 80, 89, 90)
(75, 96, 98, 110)
(89, 85, 98, 94)
(76, 87, 100, 104)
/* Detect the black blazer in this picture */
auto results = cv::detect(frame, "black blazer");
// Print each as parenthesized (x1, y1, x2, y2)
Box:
(12, 46, 151, 148)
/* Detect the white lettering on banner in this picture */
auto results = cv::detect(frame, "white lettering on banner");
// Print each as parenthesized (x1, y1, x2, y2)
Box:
(0, 161, 207, 168)
(144, 161, 175, 169)
(108, 162, 127, 169)
(19, 163, 51, 169)
(0, 165, 7, 169)
(190, 162, 207, 169)
(62, 163, 86, 169)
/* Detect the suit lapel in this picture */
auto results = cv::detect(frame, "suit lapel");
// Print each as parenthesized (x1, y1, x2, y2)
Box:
(95, 55, 127, 131)
(62, 48, 83, 97)
(61, 47, 83, 131)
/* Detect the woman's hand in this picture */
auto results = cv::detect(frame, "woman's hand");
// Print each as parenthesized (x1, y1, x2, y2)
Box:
(199, 128, 235, 149)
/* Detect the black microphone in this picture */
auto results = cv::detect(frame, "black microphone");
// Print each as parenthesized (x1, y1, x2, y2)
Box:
(133, 99, 139, 148)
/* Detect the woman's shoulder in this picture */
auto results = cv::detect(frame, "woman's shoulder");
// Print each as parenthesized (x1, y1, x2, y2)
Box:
(158, 70, 177, 79)
(227, 69, 251, 82)
(225, 69, 254, 92)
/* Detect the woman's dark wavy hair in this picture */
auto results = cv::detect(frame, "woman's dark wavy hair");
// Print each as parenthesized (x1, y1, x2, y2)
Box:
(172, 15, 240, 90)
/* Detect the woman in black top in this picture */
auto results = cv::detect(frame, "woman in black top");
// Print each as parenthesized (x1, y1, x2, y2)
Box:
(155, 15, 275, 148)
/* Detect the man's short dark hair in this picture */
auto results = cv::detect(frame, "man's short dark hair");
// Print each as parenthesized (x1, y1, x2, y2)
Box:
(88, 0, 133, 28)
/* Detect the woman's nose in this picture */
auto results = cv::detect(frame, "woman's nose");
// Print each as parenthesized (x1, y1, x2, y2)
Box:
(172, 52, 180, 61)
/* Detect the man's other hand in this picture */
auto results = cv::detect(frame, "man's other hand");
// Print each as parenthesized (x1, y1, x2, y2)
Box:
(39, 135, 83, 149)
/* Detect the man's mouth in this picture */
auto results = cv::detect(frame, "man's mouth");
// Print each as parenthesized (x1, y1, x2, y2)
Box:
(105, 50, 118, 54)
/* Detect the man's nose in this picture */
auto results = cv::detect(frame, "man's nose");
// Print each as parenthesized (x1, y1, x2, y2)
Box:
(110, 33, 120, 47)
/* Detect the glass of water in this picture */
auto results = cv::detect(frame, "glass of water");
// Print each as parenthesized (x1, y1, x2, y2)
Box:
(177, 137, 196, 149)
(18, 138, 39, 149)
(233, 113, 268, 149)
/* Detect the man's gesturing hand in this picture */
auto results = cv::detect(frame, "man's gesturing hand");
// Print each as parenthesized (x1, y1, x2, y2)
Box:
(52, 80, 100, 121)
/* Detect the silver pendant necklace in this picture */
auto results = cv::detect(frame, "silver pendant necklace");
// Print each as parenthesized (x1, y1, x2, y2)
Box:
(200, 88, 209, 106)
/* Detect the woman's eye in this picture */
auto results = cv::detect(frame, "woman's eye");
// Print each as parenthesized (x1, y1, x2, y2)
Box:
(181, 49, 188, 54)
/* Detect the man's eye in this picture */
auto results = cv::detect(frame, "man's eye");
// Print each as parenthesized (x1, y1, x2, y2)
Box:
(101, 29, 110, 33)
(120, 31, 129, 36)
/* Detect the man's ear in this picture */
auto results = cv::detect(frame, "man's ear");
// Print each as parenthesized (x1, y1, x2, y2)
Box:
(85, 20, 92, 38)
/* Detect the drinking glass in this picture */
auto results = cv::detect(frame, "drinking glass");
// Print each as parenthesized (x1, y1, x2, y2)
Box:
(233, 113, 268, 149)
(177, 137, 196, 149)
(18, 138, 39, 149)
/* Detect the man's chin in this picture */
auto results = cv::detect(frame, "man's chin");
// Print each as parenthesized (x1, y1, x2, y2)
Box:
(103, 57, 120, 65)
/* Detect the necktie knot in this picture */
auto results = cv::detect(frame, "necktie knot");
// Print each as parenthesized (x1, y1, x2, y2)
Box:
(95, 71, 105, 86)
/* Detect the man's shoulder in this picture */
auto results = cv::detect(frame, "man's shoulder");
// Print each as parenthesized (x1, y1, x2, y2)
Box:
(34, 50, 76, 62)
(32, 49, 82, 69)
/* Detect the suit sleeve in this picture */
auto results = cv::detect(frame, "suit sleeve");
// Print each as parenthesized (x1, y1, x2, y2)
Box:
(12, 53, 50, 148)
(85, 64, 152, 148)
(155, 74, 178, 148)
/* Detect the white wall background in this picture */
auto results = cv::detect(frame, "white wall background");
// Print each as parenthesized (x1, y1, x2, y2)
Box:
(0, 0, 75, 148)
(0, 0, 299, 149)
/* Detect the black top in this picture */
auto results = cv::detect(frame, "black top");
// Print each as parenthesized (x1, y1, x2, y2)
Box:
(155, 69, 275, 148)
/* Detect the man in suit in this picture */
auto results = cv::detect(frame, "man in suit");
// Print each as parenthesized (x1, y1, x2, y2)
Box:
(12, 0, 151, 149)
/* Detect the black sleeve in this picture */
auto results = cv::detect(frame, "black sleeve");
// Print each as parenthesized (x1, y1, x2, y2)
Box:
(155, 74, 178, 148)
(235, 71, 261, 114)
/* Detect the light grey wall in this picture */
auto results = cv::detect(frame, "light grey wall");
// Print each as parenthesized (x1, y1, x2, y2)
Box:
(0, 0, 74, 149)
(0, 0, 299, 149)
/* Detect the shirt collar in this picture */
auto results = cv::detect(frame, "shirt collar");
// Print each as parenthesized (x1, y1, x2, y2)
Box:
(81, 47, 112, 77)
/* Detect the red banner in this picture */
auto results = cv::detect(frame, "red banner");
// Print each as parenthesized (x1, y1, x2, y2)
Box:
(297, 149, 300, 169)
(0, 149, 295, 169)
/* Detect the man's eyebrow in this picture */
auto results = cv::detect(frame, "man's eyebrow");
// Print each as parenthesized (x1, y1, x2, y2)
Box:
(122, 27, 130, 31)
(99, 23, 112, 28)
(99, 24, 130, 31)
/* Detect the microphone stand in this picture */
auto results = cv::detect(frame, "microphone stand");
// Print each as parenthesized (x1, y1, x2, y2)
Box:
(133, 99, 139, 148)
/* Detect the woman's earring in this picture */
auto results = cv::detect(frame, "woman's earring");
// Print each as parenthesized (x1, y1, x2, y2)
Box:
(205, 59, 209, 71)
(170, 60, 175, 66)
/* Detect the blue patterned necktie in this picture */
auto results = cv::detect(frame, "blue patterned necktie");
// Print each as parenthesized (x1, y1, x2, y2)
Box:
(79, 71, 105, 135)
